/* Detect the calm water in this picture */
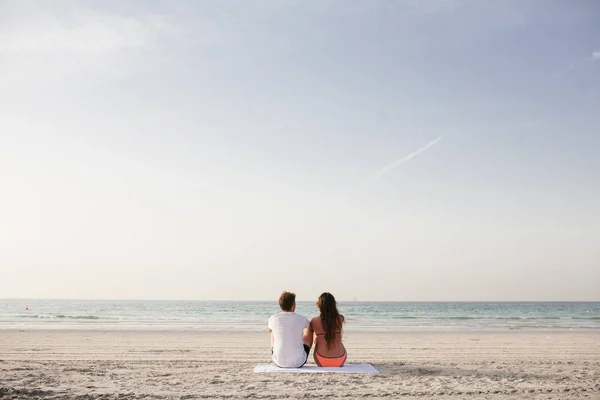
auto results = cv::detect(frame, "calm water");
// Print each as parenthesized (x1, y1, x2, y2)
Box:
(0, 300, 598, 332)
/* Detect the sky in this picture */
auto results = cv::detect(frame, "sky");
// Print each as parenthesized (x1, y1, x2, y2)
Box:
(1, 0, 599, 301)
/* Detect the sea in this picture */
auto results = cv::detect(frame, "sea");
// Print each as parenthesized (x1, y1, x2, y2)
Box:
(0, 299, 600, 332)
(0, 300, 598, 332)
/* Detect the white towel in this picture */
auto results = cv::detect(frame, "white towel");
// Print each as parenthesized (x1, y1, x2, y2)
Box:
(253, 363, 379, 374)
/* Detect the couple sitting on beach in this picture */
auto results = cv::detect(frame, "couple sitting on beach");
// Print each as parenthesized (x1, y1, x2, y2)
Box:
(268, 291, 346, 368)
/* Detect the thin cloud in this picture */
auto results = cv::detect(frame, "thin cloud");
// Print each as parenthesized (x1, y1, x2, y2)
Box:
(0, 13, 172, 55)
(376, 137, 442, 178)
(0, 6, 187, 85)
(592, 51, 600, 60)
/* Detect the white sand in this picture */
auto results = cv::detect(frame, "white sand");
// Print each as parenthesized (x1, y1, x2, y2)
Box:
(1, 330, 599, 399)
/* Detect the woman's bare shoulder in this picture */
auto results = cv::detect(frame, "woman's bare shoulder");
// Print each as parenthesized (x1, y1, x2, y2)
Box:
(310, 316, 322, 329)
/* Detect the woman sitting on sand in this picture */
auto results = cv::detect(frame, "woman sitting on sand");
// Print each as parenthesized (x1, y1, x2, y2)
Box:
(310, 292, 346, 367)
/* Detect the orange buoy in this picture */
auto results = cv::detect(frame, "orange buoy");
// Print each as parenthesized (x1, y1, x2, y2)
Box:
(25, 306, 29, 311)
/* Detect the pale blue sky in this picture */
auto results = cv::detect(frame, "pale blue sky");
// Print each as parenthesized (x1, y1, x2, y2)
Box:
(1, 0, 599, 300)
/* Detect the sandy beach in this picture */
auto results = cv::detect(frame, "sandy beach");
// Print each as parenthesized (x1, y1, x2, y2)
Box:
(1, 330, 599, 399)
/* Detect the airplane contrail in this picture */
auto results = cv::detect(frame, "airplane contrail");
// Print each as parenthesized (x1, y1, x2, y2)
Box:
(376, 137, 442, 178)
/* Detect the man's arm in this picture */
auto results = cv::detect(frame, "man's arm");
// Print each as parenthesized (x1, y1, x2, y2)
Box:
(268, 316, 274, 348)
(302, 318, 313, 349)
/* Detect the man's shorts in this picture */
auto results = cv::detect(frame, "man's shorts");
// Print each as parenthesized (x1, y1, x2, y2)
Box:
(302, 344, 310, 356)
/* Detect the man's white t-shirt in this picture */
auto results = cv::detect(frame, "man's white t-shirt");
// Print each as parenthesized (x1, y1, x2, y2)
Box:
(268, 312, 310, 368)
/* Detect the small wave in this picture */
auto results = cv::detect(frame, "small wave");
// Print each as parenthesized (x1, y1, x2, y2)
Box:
(444, 316, 577, 320)
(509, 325, 598, 330)
(31, 314, 104, 320)
(444, 317, 523, 320)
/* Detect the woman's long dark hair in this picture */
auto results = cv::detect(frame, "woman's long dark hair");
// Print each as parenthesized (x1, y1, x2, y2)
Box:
(317, 292, 343, 348)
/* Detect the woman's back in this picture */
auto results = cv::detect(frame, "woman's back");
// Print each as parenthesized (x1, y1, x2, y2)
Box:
(311, 315, 346, 358)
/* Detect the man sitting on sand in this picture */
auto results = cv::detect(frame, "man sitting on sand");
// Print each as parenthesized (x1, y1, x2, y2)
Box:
(268, 291, 313, 368)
